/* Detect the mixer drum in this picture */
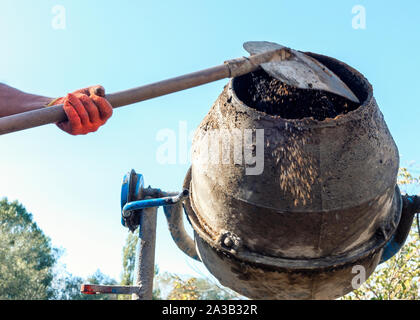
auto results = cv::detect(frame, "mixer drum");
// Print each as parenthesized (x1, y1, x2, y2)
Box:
(183, 52, 401, 299)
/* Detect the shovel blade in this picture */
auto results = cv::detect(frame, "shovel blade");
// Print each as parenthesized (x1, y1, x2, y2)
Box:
(244, 41, 360, 103)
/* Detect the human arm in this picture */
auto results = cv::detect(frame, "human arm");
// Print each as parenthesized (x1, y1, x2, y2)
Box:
(0, 83, 113, 135)
(0, 83, 53, 117)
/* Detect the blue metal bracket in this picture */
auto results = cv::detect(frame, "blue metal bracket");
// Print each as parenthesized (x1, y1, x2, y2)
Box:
(119, 169, 200, 262)
(122, 189, 189, 217)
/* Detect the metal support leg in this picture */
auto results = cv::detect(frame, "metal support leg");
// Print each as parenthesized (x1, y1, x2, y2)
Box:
(132, 206, 157, 300)
(81, 171, 199, 298)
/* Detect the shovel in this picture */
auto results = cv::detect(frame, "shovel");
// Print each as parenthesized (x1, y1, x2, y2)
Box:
(0, 41, 359, 135)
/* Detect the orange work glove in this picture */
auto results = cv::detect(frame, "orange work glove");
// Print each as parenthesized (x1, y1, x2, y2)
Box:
(48, 85, 113, 135)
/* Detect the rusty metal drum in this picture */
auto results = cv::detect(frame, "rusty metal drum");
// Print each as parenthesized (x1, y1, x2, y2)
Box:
(182, 52, 402, 299)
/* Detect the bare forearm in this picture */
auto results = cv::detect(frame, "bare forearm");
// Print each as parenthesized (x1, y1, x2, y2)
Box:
(0, 83, 53, 117)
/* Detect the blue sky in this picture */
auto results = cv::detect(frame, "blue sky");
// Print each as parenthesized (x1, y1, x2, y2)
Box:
(0, 0, 419, 283)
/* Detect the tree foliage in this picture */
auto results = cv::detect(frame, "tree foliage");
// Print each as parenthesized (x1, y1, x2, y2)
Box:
(0, 198, 57, 299)
(121, 232, 138, 286)
(167, 276, 200, 300)
(0, 198, 118, 300)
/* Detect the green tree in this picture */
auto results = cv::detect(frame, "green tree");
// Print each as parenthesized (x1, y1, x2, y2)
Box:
(167, 276, 200, 300)
(120, 232, 138, 286)
(342, 167, 420, 300)
(0, 198, 57, 299)
(51, 268, 84, 300)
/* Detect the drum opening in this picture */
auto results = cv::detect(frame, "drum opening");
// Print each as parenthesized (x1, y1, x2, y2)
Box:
(233, 69, 362, 121)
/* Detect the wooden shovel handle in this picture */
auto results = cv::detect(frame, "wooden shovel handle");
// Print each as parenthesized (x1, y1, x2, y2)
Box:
(0, 48, 285, 135)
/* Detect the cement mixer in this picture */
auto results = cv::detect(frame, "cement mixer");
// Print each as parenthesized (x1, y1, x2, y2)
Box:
(183, 51, 411, 299)
(75, 42, 420, 299)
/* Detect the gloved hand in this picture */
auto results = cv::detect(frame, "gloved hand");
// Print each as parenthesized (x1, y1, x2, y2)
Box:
(48, 85, 113, 135)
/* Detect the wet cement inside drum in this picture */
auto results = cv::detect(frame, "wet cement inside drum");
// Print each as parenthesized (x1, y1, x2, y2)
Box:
(234, 69, 361, 121)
